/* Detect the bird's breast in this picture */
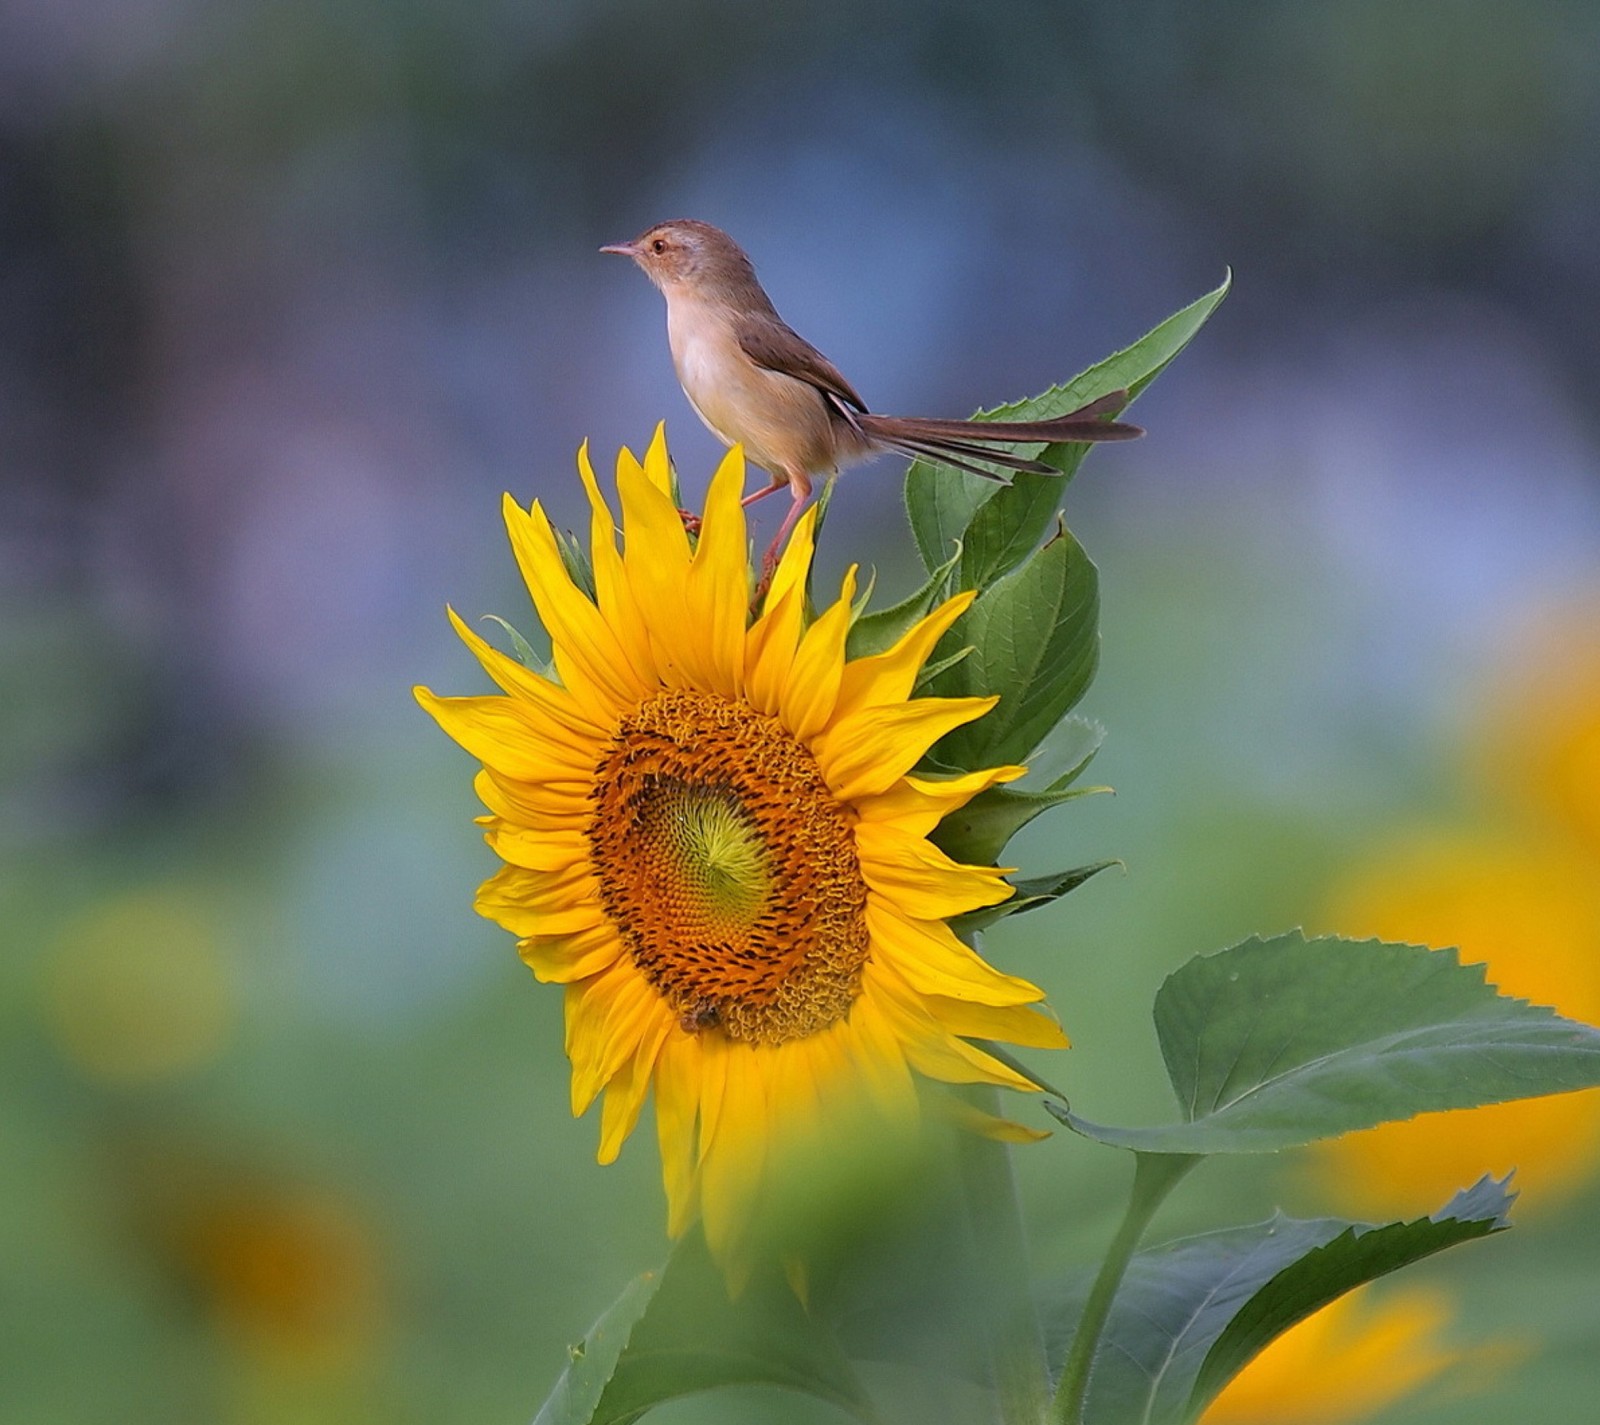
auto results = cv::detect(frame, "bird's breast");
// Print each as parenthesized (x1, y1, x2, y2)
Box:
(666, 300, 840, 479)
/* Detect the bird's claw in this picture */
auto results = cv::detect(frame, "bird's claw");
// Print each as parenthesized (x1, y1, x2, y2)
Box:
(751, 542, 782, 608)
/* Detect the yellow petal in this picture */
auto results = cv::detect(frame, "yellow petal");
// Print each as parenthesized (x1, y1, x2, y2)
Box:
(568, 963, 671, 1117)
(616, 448, 709, 687)
(768, 1038, 824, 1144)
(743, 504, 820, 714)
(1202, 1286, 1471, 1425)
(856, 822, 1014, 920)
(817, 696, 999, 803)
(693, 1024, 730, 1167)
(576, 443, 660, 686)
(683, 445, 751, 697)
(746, 579, 805, 717)
(941, 1095, 1053, 1144)
(599, 1007, 674, 1164)
(865, 961, 1039, 1091)
(416, 690, 595, 783)
(854, 764, 1026, 838)
(870, 972, 1030, 1100)
(698, 1039, 771, 1278)
(802, 1019, 857, 1109)
(484, 824, 589, 874)
(780, 566, 857, 743)
(616, 442, 644, 486)
(832, 589, 976, 721)
(474, 767, 590, 827)
(501, 496, 647, 721)
(443, 606, 588, 723)
(641, 422, 674, 496)
(518, 922, 625, 984)
(865, 901, 1044, 1006)
(761, 503, 818, 617)
(655, 1030, 703, 1237)
(923, 993, 1070, 1051)
(836, 994, 919, 1120)
(475, 863, 601, 937)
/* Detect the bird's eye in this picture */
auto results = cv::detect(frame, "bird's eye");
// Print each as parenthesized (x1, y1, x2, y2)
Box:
(651, 238, 667, 254)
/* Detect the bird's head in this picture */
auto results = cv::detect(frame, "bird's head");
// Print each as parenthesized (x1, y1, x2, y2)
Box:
(600, 219, 761, 300)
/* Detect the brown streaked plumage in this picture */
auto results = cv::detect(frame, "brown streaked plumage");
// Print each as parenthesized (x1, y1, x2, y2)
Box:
(600, 218, 1142, 567)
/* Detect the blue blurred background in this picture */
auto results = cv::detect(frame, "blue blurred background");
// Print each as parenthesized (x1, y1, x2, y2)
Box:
(5, 2, 1600, 1421)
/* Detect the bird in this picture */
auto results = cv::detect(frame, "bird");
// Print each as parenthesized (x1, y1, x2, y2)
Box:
(600, 218, 1143, 568)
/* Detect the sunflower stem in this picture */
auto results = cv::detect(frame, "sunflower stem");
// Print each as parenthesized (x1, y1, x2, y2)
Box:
(1049, 1152, 1198, 1425)
(956, 1085, 1051, 1425)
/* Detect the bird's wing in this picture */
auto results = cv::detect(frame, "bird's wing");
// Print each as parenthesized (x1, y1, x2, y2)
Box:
(735, 314, 869, 413)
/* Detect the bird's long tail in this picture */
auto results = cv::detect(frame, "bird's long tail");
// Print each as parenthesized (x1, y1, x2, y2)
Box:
(856, 389, 1143, 481)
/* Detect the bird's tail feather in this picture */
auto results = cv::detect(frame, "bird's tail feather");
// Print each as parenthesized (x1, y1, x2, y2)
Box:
(859, 389, 1143, 452)
(868, 433, 1043, 482)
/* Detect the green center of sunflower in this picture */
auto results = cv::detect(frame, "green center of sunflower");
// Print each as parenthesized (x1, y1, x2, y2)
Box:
(587, 689, 870, 1045)
(640, 782, 772, 927)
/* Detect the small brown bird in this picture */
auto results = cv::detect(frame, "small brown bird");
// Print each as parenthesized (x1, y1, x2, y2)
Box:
(601, 219, 1142, 564)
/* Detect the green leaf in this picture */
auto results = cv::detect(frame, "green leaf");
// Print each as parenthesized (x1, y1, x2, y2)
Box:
(1080, 268, 1232, 406)
(532, 1272, 659, 1425)
(479, 614, 549, 675)
(555, 525, 597, 602)
(950, 470, 1070, 593)
(1059, 932, 1600, 1155)
(811, 473, 839, 553)
(949, 863, 1120, 935)
(1186, 1176, 1512, 1420)
(1020, 714, 1106, 791)
(1053, 1176, 1513, 1425)
(930, 716, 1109, 865)
(846, 545, 962, 661)
(931, 782, 1110, 867)
(532, 1231, 874, 1425)
(929, 520, 1099, 770)
(906, 273, 1231, 576)
(972, 1038, 1073, 1099)
(911, 644, 973, 692)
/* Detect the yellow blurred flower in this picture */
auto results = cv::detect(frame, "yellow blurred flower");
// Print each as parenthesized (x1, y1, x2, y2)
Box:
(43, 887, 235, 1085)
(1202, 1285, 1463, 1425)
(1263, 597, 1600, 1421)
(1309, 830, 1600, 1218)
(416, 430, 1066, 1278)
(179, 1186, 387, 1372)
(124, 1145, 393, 1421)
(1471, 595, 1600, 857)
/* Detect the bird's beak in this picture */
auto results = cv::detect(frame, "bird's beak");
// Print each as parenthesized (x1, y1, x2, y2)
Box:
(599, 241, 638, 257)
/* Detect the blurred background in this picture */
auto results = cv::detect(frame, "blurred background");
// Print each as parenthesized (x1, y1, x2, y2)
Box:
(4, 1, 1599, 1420)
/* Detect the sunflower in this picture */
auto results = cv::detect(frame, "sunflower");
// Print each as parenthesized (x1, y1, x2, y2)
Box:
(416, 428, 1067, 1274)
(1201, 1285, 1466, 1425)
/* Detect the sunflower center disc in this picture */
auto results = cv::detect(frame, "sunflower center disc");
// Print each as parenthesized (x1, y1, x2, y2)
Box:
(587, 690, 870, 1044)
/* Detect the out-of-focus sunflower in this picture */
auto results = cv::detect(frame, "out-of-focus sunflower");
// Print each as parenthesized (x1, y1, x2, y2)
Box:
(1308, 830, 1600, 1218)
(416, 430, 1065, 1275)
(1470, 595, 1600, 858)
(1202, 1285, 1465, 1425)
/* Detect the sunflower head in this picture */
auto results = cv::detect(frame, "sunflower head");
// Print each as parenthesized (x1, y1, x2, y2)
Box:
(416, 429, 1067, 1277)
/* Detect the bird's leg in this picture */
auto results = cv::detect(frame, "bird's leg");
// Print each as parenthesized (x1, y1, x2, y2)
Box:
(756, 473, 813, 595)
(682, 471, 784, 537)
(741, 473, 786, 510)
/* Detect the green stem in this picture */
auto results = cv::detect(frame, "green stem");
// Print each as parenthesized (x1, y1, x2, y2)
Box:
(956, 1086, 1051, 1425)
(1049, 1153, 1198, 1425)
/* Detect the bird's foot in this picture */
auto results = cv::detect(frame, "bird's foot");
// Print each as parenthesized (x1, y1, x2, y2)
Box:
(750, 541, 782, 608)
(676, 507, 703, 536)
